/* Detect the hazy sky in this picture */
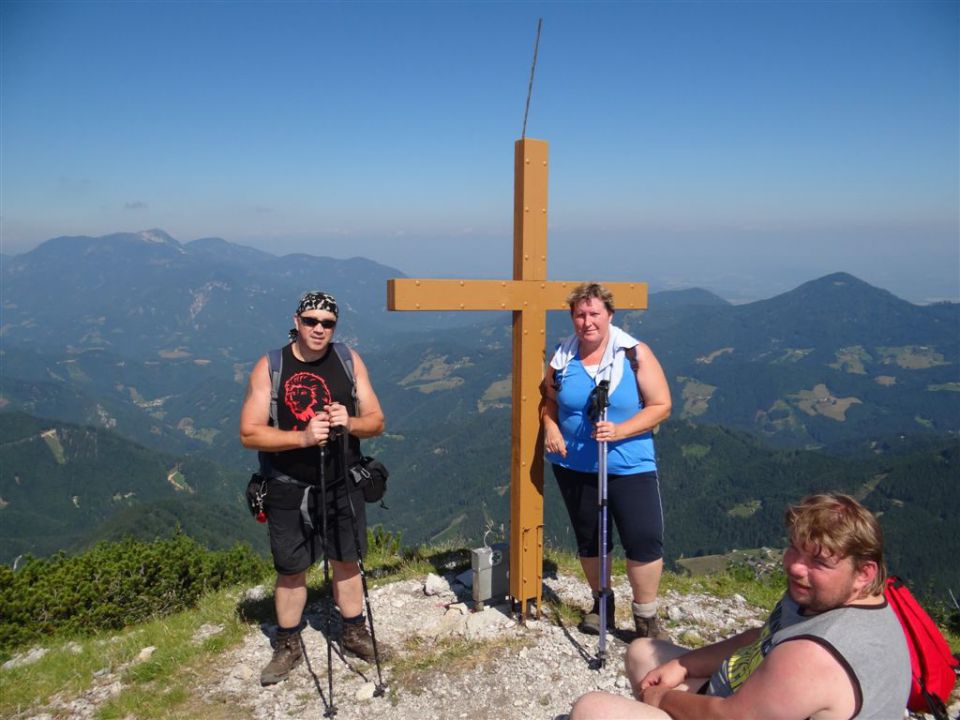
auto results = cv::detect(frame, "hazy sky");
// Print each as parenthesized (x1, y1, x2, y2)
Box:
(2, 1, 957, 303)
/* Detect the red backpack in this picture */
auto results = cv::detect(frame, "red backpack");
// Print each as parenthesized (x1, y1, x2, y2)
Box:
(884, 576, 958, 719)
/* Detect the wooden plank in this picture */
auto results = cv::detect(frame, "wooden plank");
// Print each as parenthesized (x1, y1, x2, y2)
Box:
(514, 139, 549, 282)
(510, 138, 548, 615)
(387, 278, 648, 312)
(510, 305, 546, 613)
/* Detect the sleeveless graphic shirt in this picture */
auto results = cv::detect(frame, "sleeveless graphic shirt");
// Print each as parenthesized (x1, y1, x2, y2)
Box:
(267, 343, 361, 483)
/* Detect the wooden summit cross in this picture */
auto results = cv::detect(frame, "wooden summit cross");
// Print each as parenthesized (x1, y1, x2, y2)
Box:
(387, 138, 647, 616)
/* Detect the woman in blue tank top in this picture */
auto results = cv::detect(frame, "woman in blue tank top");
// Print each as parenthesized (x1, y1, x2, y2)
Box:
(543, 282, 672, 639)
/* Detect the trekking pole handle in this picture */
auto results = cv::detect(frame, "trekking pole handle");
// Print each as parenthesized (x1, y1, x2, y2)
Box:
(589, 380, 611, 423)
(596, 379, 610, 413)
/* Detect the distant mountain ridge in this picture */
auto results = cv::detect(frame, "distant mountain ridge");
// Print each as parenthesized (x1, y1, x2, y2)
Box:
(2, 229, 479, 361)
(2, 231, 957, 459)
(614, 272, 958, 446)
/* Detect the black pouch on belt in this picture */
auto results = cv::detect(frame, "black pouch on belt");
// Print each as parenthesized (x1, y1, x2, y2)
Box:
(348, 456, 389, 504)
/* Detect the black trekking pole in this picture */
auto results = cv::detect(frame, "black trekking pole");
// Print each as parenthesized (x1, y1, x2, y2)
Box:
(590, 379, 611, 670)
(339, 427, 387, 696)
(318, 444, 337, 717)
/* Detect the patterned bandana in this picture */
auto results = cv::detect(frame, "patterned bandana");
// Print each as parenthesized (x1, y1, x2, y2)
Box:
(296, 291, 338, 319)
(290, 291, 340, 340)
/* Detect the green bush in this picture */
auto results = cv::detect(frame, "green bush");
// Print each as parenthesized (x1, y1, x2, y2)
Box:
(367, 525, 402, 559)
(0, 534, 269, 656)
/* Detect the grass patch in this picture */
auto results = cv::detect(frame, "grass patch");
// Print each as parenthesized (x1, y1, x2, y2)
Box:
(830, 346, 870, 374)
(0, 584, 261, 719)
(679, 379, 717, 418)
(541, 588, 583, 628)
(727, 500, 761, 518)
(663, 565, 785, 611)
(676, 555, 728, 575)
(40, 430, 66, 464)
(878, 345, 947, 370)
(927, 382, 960, 392)
(478, 377, 512, 412)
(429, 513, 468, 544)
(774, 348, 813, 364)
(789, 383, 861, 421)
(544, 546, 584, 578)
(681, 443, 710, 459)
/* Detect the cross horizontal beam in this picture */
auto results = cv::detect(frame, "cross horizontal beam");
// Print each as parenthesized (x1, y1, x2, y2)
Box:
(388, 279, 648, 312)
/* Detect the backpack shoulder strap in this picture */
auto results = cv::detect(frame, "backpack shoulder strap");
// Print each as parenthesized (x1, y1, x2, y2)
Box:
(332, 342, 355, 381)
(267, 348, 283, 427)
(332, 342, 358, 413)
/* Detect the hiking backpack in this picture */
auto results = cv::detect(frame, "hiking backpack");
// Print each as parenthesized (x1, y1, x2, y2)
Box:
(884, 576, 959, 719)
(266, 342, 357, 426)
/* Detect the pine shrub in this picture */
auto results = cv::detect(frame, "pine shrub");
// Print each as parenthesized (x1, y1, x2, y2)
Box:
(0, 535, 268, 656)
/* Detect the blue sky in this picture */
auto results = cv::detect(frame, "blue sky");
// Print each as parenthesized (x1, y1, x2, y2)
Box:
(2, 1, 957, 302)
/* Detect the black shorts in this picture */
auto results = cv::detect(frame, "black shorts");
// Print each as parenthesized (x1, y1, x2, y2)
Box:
(264, 478, 368, 575)
(553, 465, 664, 562)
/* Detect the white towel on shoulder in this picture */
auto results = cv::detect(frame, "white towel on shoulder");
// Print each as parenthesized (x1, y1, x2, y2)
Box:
(549, 325, 639, 394)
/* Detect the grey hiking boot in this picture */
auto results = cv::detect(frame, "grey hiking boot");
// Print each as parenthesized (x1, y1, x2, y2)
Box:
(341, 620, 391, 663)
(578, 592, 615, 635)
(260, 628, 303, 686)
(633, 611, 668, 640)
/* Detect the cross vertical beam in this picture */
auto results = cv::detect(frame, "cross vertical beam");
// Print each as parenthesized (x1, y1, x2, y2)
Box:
(510, 138, 548, 615)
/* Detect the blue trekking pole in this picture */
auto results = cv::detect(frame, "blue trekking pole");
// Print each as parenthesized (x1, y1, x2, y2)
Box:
(591, 379, 611, 669)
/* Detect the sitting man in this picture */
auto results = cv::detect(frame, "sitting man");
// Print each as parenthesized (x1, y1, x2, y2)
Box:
(571, 493, 911, 720)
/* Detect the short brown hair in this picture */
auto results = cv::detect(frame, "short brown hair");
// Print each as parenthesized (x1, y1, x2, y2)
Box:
(785, 493, 887, 594)
(566, 282, 615, 314)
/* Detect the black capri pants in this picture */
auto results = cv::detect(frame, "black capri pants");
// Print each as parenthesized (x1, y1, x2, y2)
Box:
(553, 465, 664, 562)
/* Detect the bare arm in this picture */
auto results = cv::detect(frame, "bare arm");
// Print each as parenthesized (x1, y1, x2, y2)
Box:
(541, 367, 567, 457)
(595, 342, 672, 442)
(640, 627, 762, 694)
(239, 355, 330, 451)
(650, 637, 853, 720)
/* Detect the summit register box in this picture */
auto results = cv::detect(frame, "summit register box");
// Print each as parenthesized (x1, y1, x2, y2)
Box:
(471, 542, 509, 604)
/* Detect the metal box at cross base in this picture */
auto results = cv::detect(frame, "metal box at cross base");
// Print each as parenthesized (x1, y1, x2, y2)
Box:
(472, 543, 509, 604)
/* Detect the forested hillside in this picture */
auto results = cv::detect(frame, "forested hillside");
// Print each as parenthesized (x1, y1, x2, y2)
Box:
(0, 413, 266, 560)
(2, 233, 957, 601)
(4, 409, 955, 599)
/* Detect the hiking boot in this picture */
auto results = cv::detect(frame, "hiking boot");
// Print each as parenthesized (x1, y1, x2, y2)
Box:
(341, 620, 391, 663)
(633, 611, 668, 640)
(260, 628, 303, 686)
(578, 592, 615, 635)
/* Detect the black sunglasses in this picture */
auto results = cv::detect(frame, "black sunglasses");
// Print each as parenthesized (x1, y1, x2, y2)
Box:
(299, 316, 337, 329)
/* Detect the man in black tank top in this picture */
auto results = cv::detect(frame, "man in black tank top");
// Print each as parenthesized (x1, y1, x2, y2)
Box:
(241, 291, 386, 685)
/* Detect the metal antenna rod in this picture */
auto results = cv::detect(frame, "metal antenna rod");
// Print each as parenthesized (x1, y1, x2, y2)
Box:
(521, 18, 543, 139)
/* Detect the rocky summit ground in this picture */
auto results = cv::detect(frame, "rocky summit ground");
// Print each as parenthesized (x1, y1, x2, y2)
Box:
(213, 571, 769, 720)
(10, 568, 958, 720)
